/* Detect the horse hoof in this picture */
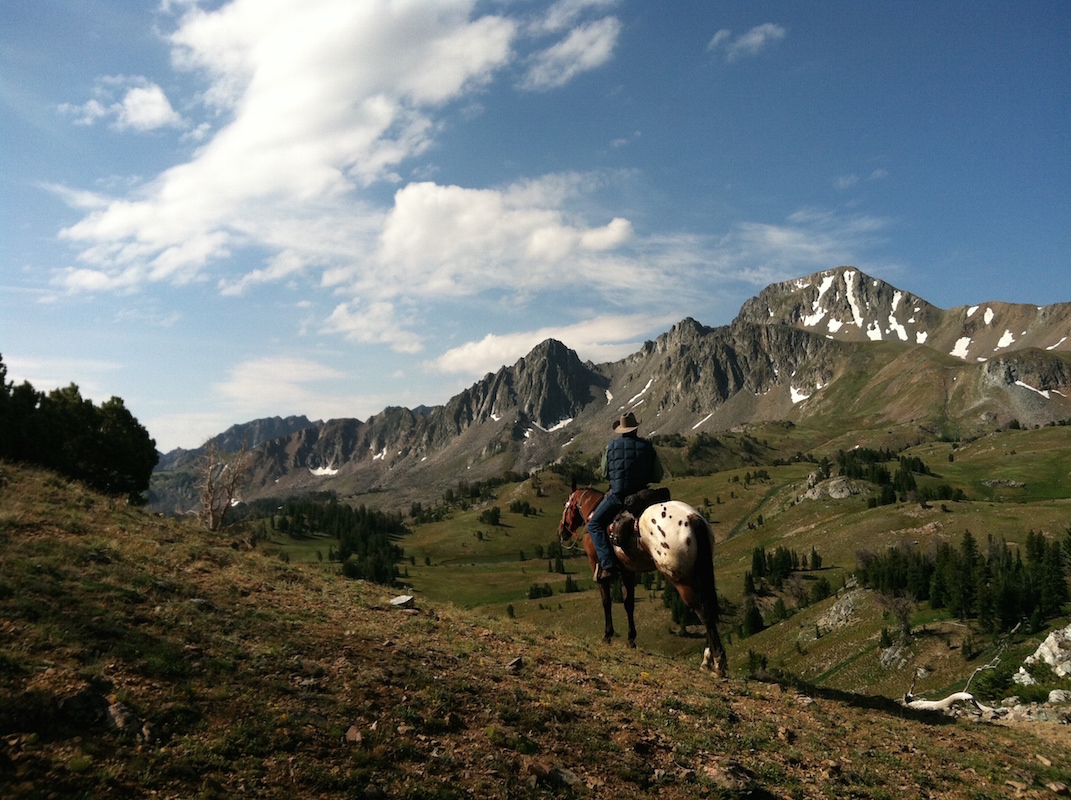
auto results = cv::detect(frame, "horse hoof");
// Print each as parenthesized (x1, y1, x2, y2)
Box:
(626, 640, 636, 649)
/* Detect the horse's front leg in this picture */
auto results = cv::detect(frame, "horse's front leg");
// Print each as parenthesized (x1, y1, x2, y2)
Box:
(622, 573, 637, 648)
(599, 580, 615, 643)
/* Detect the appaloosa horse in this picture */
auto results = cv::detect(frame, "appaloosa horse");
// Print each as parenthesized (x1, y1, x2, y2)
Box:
(557, 486, 728, 677)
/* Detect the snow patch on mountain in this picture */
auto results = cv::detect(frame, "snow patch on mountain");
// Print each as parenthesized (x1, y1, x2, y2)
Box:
(950, 337, 972, 359)
(628, 378, 654, 405)
(791, 381, 825, 404)
(802, 274, 837, 327)
(1015, 381, 1051, 399)
(844, 270, 865, 328)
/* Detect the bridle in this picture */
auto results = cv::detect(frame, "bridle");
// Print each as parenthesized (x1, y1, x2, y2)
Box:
(558, 488, 601, 550)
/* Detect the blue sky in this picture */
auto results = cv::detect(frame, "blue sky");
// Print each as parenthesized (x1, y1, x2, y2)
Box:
(2, 0, 1068, 452)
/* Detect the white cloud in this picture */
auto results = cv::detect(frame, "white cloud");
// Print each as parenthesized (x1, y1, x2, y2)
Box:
(536, 0, 620, 34)
(3, 355, 122, 402)
(54, 1, 517, 294)
(708, 23, 786, 62)
(430, 313, 672, 377)
(707, 29, 731, 51)
(116, 84, 184, 131)
(214, 356, 346, 413)
(322, 301, 425, 354)
(50, 2, 637, 352)
(59, 76, 184, 131)
(522, 16, 622, 90)
(360, 177, 636, 300)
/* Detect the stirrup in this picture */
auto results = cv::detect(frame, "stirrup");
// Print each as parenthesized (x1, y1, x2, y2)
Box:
(594, 563, 617, 582)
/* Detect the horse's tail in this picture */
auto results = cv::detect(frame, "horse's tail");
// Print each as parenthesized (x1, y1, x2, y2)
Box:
(688, 512, 720, 623)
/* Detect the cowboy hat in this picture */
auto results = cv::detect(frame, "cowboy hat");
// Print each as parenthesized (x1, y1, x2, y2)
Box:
(612, 412, 640, 433)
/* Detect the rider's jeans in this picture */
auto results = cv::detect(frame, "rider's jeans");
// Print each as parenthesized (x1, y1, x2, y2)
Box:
(586, 493, 622, 570)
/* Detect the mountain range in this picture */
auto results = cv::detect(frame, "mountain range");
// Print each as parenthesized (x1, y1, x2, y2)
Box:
(149, 266, 1071, 513)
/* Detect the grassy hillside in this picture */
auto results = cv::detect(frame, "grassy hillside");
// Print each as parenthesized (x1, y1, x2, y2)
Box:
(5, 457, 1069, 798)
(393, 424, 1071, 703)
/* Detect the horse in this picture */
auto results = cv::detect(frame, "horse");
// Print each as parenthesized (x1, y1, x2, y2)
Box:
(557, 485, 728, 677)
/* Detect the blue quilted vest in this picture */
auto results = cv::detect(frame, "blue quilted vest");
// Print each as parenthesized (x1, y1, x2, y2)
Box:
(605, 434, 657, 497)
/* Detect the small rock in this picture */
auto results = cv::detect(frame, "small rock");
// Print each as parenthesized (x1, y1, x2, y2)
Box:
(554, 767, 583, 789)
(1046, 781, 1069, 796)
(345, 725, 363, 745)
(507, 657, 523, 673)
(107, 702, 137, 731)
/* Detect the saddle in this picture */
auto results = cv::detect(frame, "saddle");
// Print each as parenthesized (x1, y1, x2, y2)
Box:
(609, 486, 671, 549)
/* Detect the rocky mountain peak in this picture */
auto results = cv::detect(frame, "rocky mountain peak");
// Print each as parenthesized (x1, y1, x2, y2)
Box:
(738, 266, 939, 347)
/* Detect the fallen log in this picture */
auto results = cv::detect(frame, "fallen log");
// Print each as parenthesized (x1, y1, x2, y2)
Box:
(902, 691, 997, 714)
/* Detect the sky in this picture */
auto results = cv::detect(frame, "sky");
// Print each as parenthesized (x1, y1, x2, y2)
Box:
(2, 0, 1068, 453)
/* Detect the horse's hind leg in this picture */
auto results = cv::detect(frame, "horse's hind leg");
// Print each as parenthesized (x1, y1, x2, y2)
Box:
(694, 586, 728, 676)
(676, 581, 728, 678)
(623, 573, 637, 648)
(599, 580, 615, 644)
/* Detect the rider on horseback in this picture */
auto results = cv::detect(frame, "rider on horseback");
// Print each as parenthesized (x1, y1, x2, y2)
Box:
(587, 412, 663, 582)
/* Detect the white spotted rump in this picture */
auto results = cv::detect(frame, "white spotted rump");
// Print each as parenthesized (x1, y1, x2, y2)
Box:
(637, 500, 707, 583)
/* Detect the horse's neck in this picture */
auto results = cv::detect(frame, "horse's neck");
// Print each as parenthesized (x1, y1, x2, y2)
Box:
(578, 488, 603, 518)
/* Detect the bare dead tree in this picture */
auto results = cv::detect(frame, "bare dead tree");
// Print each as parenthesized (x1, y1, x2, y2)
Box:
(877, 592, 916, 639)
(901, 623, 1020, 714)
(198, 440, 252, 531)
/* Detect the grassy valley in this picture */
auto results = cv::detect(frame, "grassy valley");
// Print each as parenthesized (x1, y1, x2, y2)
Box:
(384, 424, 1070, 703)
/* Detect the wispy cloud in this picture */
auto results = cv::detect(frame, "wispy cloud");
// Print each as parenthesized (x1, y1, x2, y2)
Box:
(522, 16, 622, 90)
(834, 168, 891, 190)
(708, 23, 786, 62)
(3, 355, 122, 401)
(214, 356, 352, 418)
(534, 0, 620, 34)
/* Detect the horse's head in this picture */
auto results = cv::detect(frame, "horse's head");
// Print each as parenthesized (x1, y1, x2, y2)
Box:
(557, 491, 584, 543)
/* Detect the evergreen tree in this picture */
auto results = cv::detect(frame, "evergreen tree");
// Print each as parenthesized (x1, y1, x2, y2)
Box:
(663, 584, 698, 629)
(741, 597, 764, 637)
(0, 361, 157, 502)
